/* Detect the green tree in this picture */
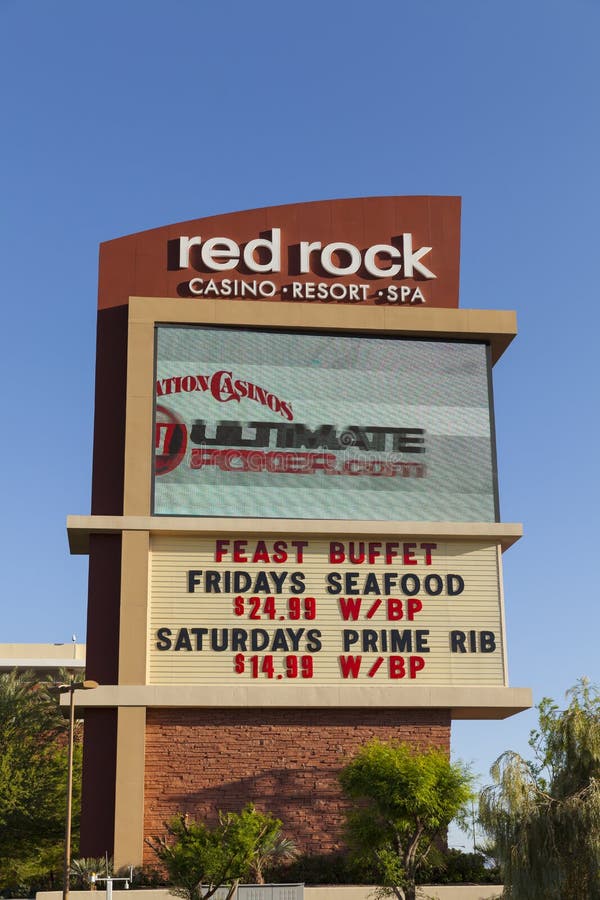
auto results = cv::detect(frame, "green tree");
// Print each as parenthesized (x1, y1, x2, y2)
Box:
(69, 856, 112, 890)
(479, 678, 600, 900)
(247, 830, 297, 884)
(339, 740, 473, 900)
(147, 804, 284, 899)
(0, 670, 81, 892)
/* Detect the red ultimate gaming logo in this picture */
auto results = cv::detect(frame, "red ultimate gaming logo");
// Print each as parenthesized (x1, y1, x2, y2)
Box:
(155, 405, 188, 475)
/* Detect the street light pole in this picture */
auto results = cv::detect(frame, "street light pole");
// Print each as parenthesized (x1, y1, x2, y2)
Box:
(63, 677, 76, 900)
(55, 677, 98, 900)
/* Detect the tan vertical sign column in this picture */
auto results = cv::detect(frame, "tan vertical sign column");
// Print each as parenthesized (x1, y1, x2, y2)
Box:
(114, 531, 149, 866)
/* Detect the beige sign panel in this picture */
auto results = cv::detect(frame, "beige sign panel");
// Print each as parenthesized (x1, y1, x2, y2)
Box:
(148, 534, 507, 687)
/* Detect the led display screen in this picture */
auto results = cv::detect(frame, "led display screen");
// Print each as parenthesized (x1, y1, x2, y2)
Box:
(153, 326, 498, 521)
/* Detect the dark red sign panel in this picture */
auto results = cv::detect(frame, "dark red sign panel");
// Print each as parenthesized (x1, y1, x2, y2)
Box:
(98, 197, 461, 310)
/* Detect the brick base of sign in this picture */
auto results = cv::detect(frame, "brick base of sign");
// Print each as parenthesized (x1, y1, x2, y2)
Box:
(143, 707, 451, 865)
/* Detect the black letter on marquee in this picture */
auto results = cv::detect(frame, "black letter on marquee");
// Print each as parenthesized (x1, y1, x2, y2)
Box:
(480, 631, 496, 652)
(450, 630, 466, 653)
(447, 575, 465, 596)
(156, 628, 172, 650)
(188, 571, 203, 592)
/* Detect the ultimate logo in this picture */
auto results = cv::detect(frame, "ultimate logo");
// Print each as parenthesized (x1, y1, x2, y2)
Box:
(155, 411, 426, 479)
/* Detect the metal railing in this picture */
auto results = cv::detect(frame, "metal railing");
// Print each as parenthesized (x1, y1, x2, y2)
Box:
(200, 885, 304, 899)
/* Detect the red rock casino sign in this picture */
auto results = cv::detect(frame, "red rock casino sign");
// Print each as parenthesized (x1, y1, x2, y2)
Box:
(97, 195, 461, 312)
(68, 197, 530, 869)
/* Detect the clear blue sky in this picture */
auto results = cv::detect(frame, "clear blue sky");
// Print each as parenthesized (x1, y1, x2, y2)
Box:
(1, 0, 599, 821)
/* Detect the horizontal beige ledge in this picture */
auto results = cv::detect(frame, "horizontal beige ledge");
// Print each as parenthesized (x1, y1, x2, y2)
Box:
(129, 298, 517, 364)
(38, 887, 504, 900)
(0, 657, 85, 671)
(63, 684, 532, 720)
(40, 887, 504, 900)
(67, 516, 523, 555)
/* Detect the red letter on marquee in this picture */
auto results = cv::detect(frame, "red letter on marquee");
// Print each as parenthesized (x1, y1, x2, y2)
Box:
(339, 655, 362, 678)
(329, 541, 346, 564)
(215, 539, 230, 562)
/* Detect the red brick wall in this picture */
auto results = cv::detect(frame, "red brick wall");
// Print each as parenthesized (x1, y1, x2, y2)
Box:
(143, 708, 450, 865)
